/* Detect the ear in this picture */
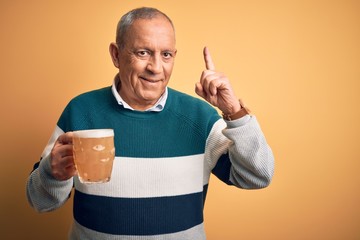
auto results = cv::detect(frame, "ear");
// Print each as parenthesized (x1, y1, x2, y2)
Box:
(109, 42, 120, 68)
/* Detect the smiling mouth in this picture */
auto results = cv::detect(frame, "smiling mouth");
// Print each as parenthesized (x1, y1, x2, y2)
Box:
(140, 77, 162, 83)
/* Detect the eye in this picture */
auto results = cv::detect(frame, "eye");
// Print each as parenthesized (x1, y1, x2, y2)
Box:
(137, 50, 150, 57)
(162, 51, 173, 59)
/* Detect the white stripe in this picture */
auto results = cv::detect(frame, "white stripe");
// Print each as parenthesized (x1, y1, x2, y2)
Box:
(41, 125, 64, 158)
(203, 119, 230, 184)
(75, 154, 205, 198)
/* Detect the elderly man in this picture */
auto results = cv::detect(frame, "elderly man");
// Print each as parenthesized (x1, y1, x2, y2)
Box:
(27, 7, 274, 240)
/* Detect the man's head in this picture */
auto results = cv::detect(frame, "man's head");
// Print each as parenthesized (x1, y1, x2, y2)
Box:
(115, 7, 175, 49)
(109, 7, 177, 110)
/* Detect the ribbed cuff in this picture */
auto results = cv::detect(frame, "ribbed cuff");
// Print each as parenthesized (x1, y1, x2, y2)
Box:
(224, 114, 251, 129)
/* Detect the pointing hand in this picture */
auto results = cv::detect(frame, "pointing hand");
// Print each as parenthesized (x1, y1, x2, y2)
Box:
(195, 47, 241, 115)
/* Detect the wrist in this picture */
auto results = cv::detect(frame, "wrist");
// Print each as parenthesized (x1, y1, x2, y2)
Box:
(222, 99, 250, 121)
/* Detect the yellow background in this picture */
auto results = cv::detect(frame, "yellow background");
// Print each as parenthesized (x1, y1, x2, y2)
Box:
(1, 0, 359, 239)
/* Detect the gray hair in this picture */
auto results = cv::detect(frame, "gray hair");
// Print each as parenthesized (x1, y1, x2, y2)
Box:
(115, 7, 175, 49)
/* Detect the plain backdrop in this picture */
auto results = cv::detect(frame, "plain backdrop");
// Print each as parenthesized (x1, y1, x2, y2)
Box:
(1, 0, 359, 239)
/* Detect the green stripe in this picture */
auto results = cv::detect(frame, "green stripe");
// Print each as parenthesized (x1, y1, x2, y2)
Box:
(58, 87, 220, 158)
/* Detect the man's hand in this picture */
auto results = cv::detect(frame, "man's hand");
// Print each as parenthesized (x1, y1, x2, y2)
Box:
(50, 132, 77, 181)
(195, 47, 241, 115)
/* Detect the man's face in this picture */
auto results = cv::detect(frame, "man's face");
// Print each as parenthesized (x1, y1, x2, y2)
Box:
(116, 16, 177, 110)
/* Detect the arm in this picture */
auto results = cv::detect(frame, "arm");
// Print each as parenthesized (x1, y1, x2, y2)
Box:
(197, 47, 274, 188)
(224, 115, 274, 188)
(205, 116, 274, 189)
(26, 126, 75, 212)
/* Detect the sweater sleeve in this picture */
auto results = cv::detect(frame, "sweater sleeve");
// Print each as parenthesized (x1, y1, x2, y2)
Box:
(205, 115, 274, 189)
(26, 126, 74, 212)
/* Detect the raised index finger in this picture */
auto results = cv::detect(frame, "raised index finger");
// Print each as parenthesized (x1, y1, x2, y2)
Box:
(203, 46, 215, 71)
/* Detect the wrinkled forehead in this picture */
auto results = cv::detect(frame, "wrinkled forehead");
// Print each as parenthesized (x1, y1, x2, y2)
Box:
(131, 16, 175, 34)
(125, 17, 176, 46)
(116, 9, 176, 49)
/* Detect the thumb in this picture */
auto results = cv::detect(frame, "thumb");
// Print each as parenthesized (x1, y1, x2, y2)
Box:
(195, 82, 206, 99)
(57, 132, 73, 145)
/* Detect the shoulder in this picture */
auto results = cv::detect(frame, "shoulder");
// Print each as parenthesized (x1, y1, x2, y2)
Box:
(166, 88, 221, 131)
(57, 86, 113, 131)
(167, 88, 215, 112)
(69, 86, 112, 105)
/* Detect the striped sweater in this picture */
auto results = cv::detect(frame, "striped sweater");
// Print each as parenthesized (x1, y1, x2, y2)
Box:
(26, 86, 274, 239)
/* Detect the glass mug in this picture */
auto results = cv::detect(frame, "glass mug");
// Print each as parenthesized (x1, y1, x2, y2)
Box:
(72, 129, 115, 184)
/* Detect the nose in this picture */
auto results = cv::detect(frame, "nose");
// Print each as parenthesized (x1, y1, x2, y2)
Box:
(146, 55, 162, 74)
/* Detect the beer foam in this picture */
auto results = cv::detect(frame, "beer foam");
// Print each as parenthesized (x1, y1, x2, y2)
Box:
(73, 129, 114, 138)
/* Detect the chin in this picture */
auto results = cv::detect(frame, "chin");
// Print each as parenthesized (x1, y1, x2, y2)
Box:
(141, 90, 163, 100)
(143, 95, 161, 103)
